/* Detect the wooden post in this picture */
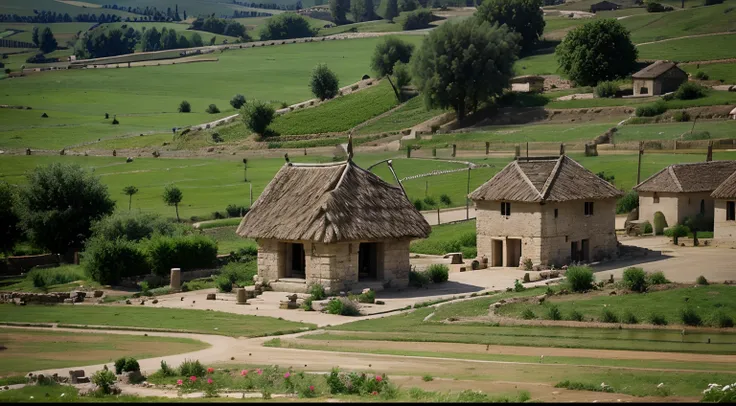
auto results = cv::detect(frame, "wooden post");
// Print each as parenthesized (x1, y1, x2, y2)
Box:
(706, 141, 713, 162)
(637, 141, 644, 185)
(526, 142, 529, 157)
(515, 145, 520, 158)
(425, 180, 428, 197)
(452, 144, 456, 158)
(466, 168, 471, 220)
(407, 145, 411, 158)
(432, 148, 436, 157)
(560, 143, 565, 156)
(485, 142, 490, 155)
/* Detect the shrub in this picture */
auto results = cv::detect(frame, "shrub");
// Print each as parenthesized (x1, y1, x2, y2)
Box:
(147, 234, 218, 277)
(635, 100, 667, 117)
(514, 279, 526, 292)
(681, 307, 702, 326)
(179, 100, 191, 113)
(460, 246, 477, 259)
(696, 275, 709, 285)
(310, 63, 340, 100)
(646, 2, 673, 11)
(653, 211, 668, 235)
(82, 237, 149, 284)
(358, 289, 376, 303)
(547, 305, 562, 320)
(123, 357, 140, 372)
(643, 221, 653, 234)
(308, 284, 327, 300)
(302, 296, 314, 311)
(413, 199, 424, 211)
(521, 308, 536, 319)
(694, 71, 709, 80)
(91, 369, 117, 394)
(568, 309, 584, 321)
(672, 110, 690, 122)
(159, 361, 175, 377)
(667, 224, 689, 244)
(178, 359, 207, 377)
(114, 357, 127, 374)
(674, 82, 706, 100)
(242, 99, 276, 136)
(523, 258, 534, 271)
(91, 212, 180, 242)
(409, 269, 431, 287)
(565, 266, 594, 292)
(403, 9, 433, 30)
(326, 297, 360, 316)
(215, 275, 233, 292)
(622, 267, 648, 292)
(28, 266, 86, 289)
(594, 81, 619, 98)
(647, 271, 670, 285)
(682, 130, 711, 140)
(555, 380, 614, 392)
(600, 309, 618, 323)
(616, 189, 638, 214)
(206, 104, 220, 114)
(225, 204, 248, 218)
(422, 374, 434, 382)
(457, 232, 476, 247)
(709, 311, 734, 328)
(230, 94, 246, 109)
(649, 312, 668, 325)
(426, 264, 449, 283)
(622, 310, 638, 324)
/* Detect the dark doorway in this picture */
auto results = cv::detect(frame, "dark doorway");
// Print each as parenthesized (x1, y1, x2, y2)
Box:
(359, 243, 378, 280)
(289, 243, 305, 278)
(571, 241, 579, 262)
(700, 199, 706, 215)
(581, 239, 590, 262)
(639, 87, 648, 95)
(506, 239, 522, 267)
(492, 240, 503, 267)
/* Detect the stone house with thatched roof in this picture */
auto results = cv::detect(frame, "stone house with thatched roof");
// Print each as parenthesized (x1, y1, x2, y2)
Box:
(711, 170, 736, 243)
(469, 155, 622, 268)
(634, 161, 736, 229)
(236, 141, 430, 293)
(632, 61, 688, 96)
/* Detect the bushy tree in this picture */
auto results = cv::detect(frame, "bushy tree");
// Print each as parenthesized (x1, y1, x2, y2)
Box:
(393, 61, 411, 88)
(330, 0, 351, 24)
(90, 212, 180, 242)
(259, 13, 317, 40)
(400, 0, 419, 11)
(163, 184, 183, 221)
(475, 0, 544, 51)
(402, 9, 433, 30)
(122, 185, 138, 210)
(141, 27, 162, 52)
(16, 163, 115, 255)
(230, 94, 246, 109)
(352, 0, 376, 22)
(411, 18, 520, 120)
(32, 26, 40, 47)
(242, 100, 276, 136)
(161, 27, 179, 49)
(178, 34, 189, 48)
(385, 0, 399, 21)
(75, 28, 137, 58)
(190, 32, 204, 47)
(0, 182, 22, 255)
(206, 104, 220, 114)
(39, 27, 58, 53)
(179, 100, 191, 113)
(555, 19, 638, 86)
(310, 63, 340, 100)
(371, 36, 415, 101)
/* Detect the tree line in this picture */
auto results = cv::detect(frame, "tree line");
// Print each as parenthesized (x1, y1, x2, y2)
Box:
(0, 11, 123, 23)
(191, 16, 248, 38)
(232, 10, 274, 18)
(231, 0, 304, 10)
(102, 4, 187, 22)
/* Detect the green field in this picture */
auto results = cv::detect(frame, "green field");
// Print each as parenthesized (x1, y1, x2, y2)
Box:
(682, 62, 736, 84)
(99, 22, 239, 48)
(513, 52, 558, 76)
(546, 87, 736, 109)
(202, 225, 257, 254)
(0, 22, 93, 44)
(0, 328, 208, 376)
(0, 0, 138, 18)
(637, 34, 736, 62)
(0, 305, 314, 337)
(356, 95, 447, 135)
(620, 1, 736, 44)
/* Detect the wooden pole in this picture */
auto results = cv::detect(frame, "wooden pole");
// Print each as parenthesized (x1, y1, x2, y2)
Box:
(452, 144, 456, 158)
(526, 142, 529, 157)
(637, 141, 644, 185)
(425, 180, 428, 197)
(466, 167, 471, 220)
(485, 142, 489, 155)
(706, 141, 713, 162)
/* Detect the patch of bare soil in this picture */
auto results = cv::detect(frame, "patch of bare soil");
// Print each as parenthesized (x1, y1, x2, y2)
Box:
(555, 93, 594, 101)
(542, 75, 572, 91)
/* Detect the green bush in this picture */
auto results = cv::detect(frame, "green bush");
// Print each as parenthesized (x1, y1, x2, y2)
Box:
(147, 234, 218, 277)
(682, 130, 711, 140)
(230, 94, 246, 109)
(28, 266, 87, 288)
(178, 100, 191, 113)
(206, 104, 220, 114)
(709, 311, 734, 328)
(615, 190, 638, 214)
(643, 221, 653, 234)
(308, 284, 327, 300)
(409, 269, 431, 287)
(647, 271, 670, 285)
(219, 261, 257, 287)
(123, 357, 140, 373)
(622, 310, 638, 324)
(696, 275, 709, 285)
(646, 1, 673, 11)
(681, 307, 702, 326)
(547, 305, 562, 320)
(594, 81, 619, 98)
(215, 275, 233, 292)
(242, 99, 276, 136)
(91, 369, 117, 394)
(555, 380, 614, 392)
(672, 111, 690, 122)
(568, 309, 584, 321)
(114, 358, 127, 374)
(457, 232, 476, 247)
(514, 279, 526, 292)
(426, 264, 449, 283)
(358, 289, 376, 304)
(302, 296, 314, 311)
(91, 212, 181, 242)
(600, 308, 618, 323)
(673, 82, 706, 100)
(460, 246, 477, 259)
(622, 267, 648, 292)
(565, 266, 594, 292)
(694, 71, 709, 80)
(178, 359, 207, 377)
(403, 9, 433, 30)
(310, 63, 340, 100)
(653, 211, 668, 235)
(413, 199, 424, 211)
(649, 312, 668, 325)
(159, 361, 175, 377)
(521, 308, 536, 319)
(82, 237, 149, 284)
(326, 297, 360, 316)
(635, 100, 667, 117)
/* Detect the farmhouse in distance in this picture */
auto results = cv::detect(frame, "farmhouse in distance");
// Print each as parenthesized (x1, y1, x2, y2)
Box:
(632, 60, 688, 96)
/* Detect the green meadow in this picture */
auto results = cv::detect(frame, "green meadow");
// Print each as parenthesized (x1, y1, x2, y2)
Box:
(682, 62, 736, 84)
(637, 34, 736, 62)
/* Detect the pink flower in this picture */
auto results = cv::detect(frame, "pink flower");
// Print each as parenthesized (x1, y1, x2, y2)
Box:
(375, 375, 382, 382)
(240, 370, 248, 376)
(256, 369, 263, 375)
(207, 368, 214, 374)
(372, 391, 378, 396)
(283, 372, 291, 379)
(190, 376, 197, 382)
(176, 379, 183, 386)
(309, 385, 315, 392)
(207, 378, 213, 385)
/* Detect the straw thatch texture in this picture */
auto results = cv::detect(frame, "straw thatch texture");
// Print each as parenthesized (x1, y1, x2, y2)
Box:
(712, 170, 736, 199)
(632, 61, 680, 79)
(469, 156, 622, 203)
(635, 161, 736, 193)
(236, 161, 431, 243)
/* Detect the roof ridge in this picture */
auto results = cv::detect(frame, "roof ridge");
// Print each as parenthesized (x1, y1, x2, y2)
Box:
(539, 155, 565, 200)
(515, 161, 544, 201)
(668, 165, 684, 192)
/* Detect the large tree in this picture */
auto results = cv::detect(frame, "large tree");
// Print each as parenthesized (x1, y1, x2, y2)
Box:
(310, 63, 340, 100)
(32, 26, 40, 47)
(163, 184, 183, 222)
(352, 0, 376, 22)
(385, 0, 399, 21)
(0, 182, 22, 255)
(16, 164, 115, 255)
(410, 18, 520, 120)
(259, 13, 317, 40)
(39, 27, 58, 53)
(329, 0, 350, 24)
(555, 19, 638, 86)
(371, 36, 415, 101)
(475, 0, 544, 51)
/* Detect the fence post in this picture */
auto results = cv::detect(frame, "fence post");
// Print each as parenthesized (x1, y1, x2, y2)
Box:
(407, 145, 411, 158)
(485, 142, 490, 155)
(452, 144, 456, 158)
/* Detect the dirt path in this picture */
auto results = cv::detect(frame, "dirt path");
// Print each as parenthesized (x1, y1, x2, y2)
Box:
(636, 31, 736, 47)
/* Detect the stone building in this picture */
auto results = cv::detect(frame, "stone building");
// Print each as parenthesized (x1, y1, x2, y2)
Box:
(236, 143, 430, 293)
(632, 61, 688, 96)
(469, 155, 622, 268)
(711, 170, 736, 243)
(634, 161, 736, 228)
(510, 75, 545, 93)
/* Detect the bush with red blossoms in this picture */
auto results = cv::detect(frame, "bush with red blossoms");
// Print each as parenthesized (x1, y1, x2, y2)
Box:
(325, 368, 394, 396)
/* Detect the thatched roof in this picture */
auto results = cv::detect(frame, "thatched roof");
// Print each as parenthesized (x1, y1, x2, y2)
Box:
(469, 155, 622, 203)
(236, 160, 431, 243)
(632, 61, 681, 79)
(711, 170, 736, 199)
(634, 161, 736, 193)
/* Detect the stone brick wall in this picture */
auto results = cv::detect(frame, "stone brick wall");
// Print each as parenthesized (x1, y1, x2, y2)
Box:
(5, 254, 61, 275)
(639, 191, 715, 228)
(714, 199, 736, 242)
(382, 239, 411, 288)
(256, 238, 282, 283)
(476, 200, 543, 267)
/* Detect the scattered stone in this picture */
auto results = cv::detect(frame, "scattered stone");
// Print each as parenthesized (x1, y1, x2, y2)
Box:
(63, 298, 74, 304)
(181, 297, 184, 301)
(375, 300, 384, 305)
(231, 357, 235, 360)
(152, 299, 158, 304)
(140, 300, 145, 305)
(93, 290, 104, 298)
(206, 294, 216, 300)
(68, 370, 86, 384)
(125, 299, 132, 304)
(609, 291, 617, 295)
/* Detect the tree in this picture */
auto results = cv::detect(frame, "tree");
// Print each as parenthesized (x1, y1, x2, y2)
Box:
(402, 9, 433, 30)
(310, 63, 340, 100)
(39, 27, 58, 53)
(230, 94, 246, 109)
(371, 36, 415, 101)
(178, 34, 189, 48)
(555, 19, 638, 86)
(684, 214, 709, 247)
(32, 26, 40, 46)
(393, 61, 411, 88)
(209, 36, 217, 45)
(75, 28, 138, 58)
(16, 163, 115, 255)
(259, 13, 317, 40)
(329, 0, 350, 24)
(0, 182, 22, 255)
(400, 0, 419, 11)
(141, 26, 161, 51)
(123, 185, 138, 210)
(163, 184, 183, 221)
(385, 0, 399, 21)
(179, 100, 191, 112)
(161, 27, 179, 49)
(475, 0, 544, 51)
(242, 99, 276, 136)
(411, 18, 520, 120)
(352, 0, 376, 22)
(190, 32, 203, 47)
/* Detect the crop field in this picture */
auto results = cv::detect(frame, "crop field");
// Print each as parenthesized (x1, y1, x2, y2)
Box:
(0, 36, 424, 149)
(682, 62, 736, 84)
(356, 95, 447, 135)
(0, 0, 138, 17)
(620, 1, 736, 44)
(637, 33, 736, 62)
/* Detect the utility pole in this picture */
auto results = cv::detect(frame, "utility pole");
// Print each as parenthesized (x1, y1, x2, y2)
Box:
(637, 141, 644, 185)
(466, 167, 471, 220)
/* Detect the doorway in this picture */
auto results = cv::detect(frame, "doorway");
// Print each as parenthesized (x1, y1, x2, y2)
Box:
(581, 239, 590, 262)
(491, 240, 503, 267)
(571, 241, 579, 262)
(359, 243, 379, 280)
(288, 243, 305, 278)
(506, 239, 522, 268)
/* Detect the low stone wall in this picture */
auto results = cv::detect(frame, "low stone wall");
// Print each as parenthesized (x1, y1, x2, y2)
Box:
(120, 267, 221, 288)
(0, 291, 71, 304)
(5, 254, 61, 275)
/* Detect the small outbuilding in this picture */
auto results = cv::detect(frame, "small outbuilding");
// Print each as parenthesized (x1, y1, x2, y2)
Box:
(634, 160, 736, 228)
(589, 0, 620, 12)
(631, 60, 688, 96)
(711, 170, 736, 243)
(469, 155, 622, 268)
(236, 141, 431, 293)
(510, 75, 545, 93)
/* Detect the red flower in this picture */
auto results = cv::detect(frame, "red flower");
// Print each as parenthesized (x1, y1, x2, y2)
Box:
(309, 385, 315, 392)
(207, 378, 213, 385)
(283, 372, 291, 379)
(207, 367, 214, 374)
(190, 376, 197, 382)
(375, 375, 382, 382)
(176, 379, 183, 386)
(240, 370, 248, 376)
(372, 391, 378, 396)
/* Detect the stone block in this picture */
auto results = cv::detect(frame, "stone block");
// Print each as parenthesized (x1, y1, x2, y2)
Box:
(93, 290, 104, 298)
(206, 293, 216, 300)
(69, 370, 85, 384)
(236, 288, 248, 305)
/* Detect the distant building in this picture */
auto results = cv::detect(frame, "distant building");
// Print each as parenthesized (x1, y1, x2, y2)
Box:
(510, 75, 545, 93)
(589, 0, 621, 12)
(631, 61, 688, 96)
(711, 170, 736, 243)
(469, 155, 622, 268)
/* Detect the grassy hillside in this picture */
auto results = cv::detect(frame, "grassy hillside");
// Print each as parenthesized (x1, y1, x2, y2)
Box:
(0, 22, 93, 44)
(682, 62, 736, 84)
(620, 2, 736, 44)
(99, 22, 239, 48)
(356, 96, 447, 135)
(637, 33, 736, 61)
(0, 0, 138, 18)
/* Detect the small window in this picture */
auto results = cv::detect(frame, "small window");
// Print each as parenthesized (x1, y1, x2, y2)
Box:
(653, 193, 660, 204)
(554, 208, 559, 218)
(727, 201, 736, 221)
(584, 202, 594, 216)
(501, 202, 511, 216)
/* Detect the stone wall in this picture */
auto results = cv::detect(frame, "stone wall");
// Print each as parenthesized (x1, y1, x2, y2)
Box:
(5, 254, 61, 275)
(714, 199, 736, 243)
(476, 200, 543, 267)
(639, 191, 715, 228)
(0, 291, 70, 304)
(382, 239, 411, 288)
(256, 238, 283, 283)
